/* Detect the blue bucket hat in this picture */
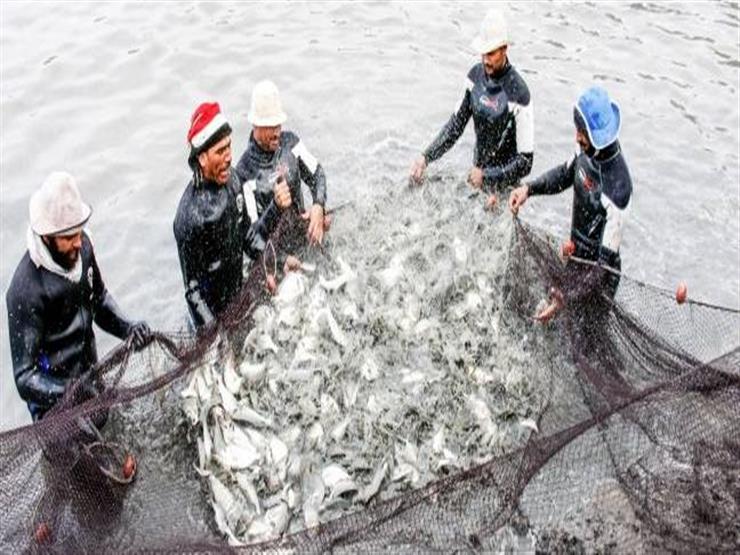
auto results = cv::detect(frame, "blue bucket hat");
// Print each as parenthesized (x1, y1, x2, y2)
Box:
(575, 86, 621, 150)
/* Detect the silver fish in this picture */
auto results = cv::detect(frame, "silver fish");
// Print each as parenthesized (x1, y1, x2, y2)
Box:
(357, 460, 388, 504)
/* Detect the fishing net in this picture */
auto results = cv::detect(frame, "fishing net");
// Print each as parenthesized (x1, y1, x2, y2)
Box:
(0, 183, 738, 553)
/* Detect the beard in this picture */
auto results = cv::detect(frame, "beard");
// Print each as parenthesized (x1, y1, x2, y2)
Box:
(45, 238, 80, 269)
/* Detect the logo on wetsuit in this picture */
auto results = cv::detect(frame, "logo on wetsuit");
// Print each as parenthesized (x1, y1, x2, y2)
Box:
(479, 94, 500, 111)
(577, 167, 596, 192)
(236, 194, 244, 214)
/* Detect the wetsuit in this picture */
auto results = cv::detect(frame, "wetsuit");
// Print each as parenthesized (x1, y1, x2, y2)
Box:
(235, 130, 327, 228)
(423, 60, 534, 191)
(527, 141, 632, 296)
(173, 168, 278, 328)
(6, 232, 135, 420)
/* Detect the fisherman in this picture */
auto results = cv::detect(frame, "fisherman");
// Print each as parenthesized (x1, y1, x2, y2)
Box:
(509, 86, 632, 322)
(174, 101, 293, 329)
(409, 8, 534, 208)
(236, 80, 330, 245)
(6, 172, 151, 421)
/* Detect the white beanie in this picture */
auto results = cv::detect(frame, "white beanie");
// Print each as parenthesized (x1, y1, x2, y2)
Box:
(247, 80, 288, 127)
(471, 9, 509, 55)
(29, 171, 92, 236)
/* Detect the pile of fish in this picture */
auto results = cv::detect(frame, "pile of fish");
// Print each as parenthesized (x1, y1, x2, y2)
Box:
(180, 182, 562, 545)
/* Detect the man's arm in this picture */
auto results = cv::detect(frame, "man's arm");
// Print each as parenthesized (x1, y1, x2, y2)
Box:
(7, 289, 66, 406)
(483, 101, 535, 190)
(423, 84, 474, 164)
(527, 153, 577, 196)
(243, 199, 280, 260)
(292, 141, 327, 208)
(597, 194, 629, 269)
(174, 228, 215, 328)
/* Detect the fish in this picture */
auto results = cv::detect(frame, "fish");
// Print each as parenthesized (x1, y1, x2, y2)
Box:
(232, 403, 274, 429)
(321, 464, 357, 502)
(218, 377, 239, 415)
(235, 471, 262, 515)
(239, 361, 266, 384)
(330, 417, 351, 442)
(311, 307, 348, 347)
(223, 360, 243, 396)
(375, 253, 404, 290)
(209, 475, 242, 531)
(247, 501, 290, 542)
(306, 422, 324, 449)
(302, 472, 325, 528)
(357, 460, 388, 504)
(243, 328, 279, 356)
(343, 382, 359, 408)
(319, 256, 357, 291)
(519, 418, 539, 433)
(275, 271, 308, 306)
(360, 356, 379, 381)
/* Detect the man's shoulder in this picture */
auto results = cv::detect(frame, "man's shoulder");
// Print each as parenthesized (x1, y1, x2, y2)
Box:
(281, 130, 300, 150)
(466, 63, 486, 85)
(502, 65, 531, 106)
(602, 145, 632, 209)
(173, 180, 197, 237)
(7, 252, 41, 303)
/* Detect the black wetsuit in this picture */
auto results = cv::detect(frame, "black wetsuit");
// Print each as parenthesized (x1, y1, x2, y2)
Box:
(528, 141, 632, 295)
(424, 60, 534, 191)
(173, 168, 278, 328)
(6, 232, 135, 420)
(235, 130, 327, 227)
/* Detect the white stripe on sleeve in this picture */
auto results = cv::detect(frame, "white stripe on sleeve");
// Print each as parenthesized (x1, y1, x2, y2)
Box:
(291, 141, 319, 174)
(242, 179, 259, 222)
(512, 100, 534, 154)
(601, 195, 629, 253)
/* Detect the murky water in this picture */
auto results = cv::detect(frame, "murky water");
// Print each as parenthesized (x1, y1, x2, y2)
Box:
(2, 1, 738, 434)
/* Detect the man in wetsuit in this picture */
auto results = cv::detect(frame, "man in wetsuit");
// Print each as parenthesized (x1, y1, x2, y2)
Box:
(509, 86, 632, 322)
(174, 101, 292, 329)
(236, 80, 329, 245)
(6, 172, 151, 421)
(409, 9, 534, 207)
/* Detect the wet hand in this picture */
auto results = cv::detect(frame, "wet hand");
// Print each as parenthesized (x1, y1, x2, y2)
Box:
(485, 194, 498, 211)
(283, 255, 302, 274)
(129, 321, 152, 350)
(533, 287, 564, 324)
(409, 156, 427, 186)
(306, 204, 325, 245)
(508, 184, 529, 215)
(323, 213, 332, 232)
(273, 178, 292, 210)
(468, 167, 484, 189)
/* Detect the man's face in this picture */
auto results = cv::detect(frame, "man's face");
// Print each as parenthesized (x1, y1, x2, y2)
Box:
(482, 45, 508, 76)
(576, 129, 591, 153)
(253, 125, 281, 152)
(198, 135, 232, 185)
(45, 231, 83, 269)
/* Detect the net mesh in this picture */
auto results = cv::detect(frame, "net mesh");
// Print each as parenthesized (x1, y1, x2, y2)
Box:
(1, 208, 738, 553)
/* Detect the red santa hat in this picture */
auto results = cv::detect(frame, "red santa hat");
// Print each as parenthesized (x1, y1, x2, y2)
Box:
(187, 102, 230, 152)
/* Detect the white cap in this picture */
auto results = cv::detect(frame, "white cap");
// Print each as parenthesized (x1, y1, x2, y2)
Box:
(247, 80, 288, 127)
(470, 9, 509, 55)
(29, 171, 92, 236)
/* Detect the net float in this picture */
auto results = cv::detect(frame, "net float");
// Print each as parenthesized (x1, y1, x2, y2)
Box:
(266, 273, 277, 295)
(34, 522, 51, 544)
(676, 281, 688, 304)
(561, 239, 576, 258)
(122, 453, 137, 480)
